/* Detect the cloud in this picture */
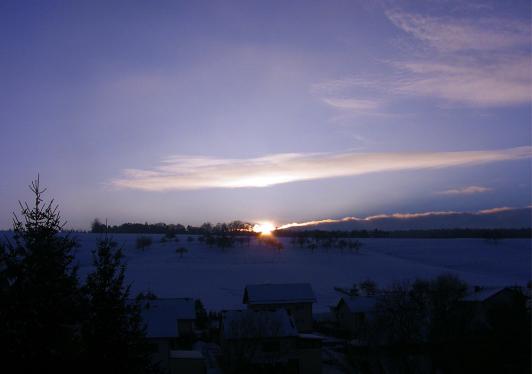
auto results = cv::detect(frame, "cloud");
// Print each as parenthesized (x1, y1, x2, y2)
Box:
(277, 206, 529, 230)
(111, 146, 531, 191)
(386, 11, 530, 52)
(436, 185, 492, 195)
(277, 210, 461, 229)
(316, 9, 531, 109)
(388, 10, 531, 107)
(322, 97, 380, 112)
(477, 206, 515, 215)
(391, 56, 531, 107)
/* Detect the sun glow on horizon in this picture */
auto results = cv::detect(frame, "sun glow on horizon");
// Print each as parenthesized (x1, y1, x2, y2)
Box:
(252, 222, 276, 235)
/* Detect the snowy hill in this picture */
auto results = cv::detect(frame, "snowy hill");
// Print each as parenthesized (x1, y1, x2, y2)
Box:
(42, 233, 532, 313)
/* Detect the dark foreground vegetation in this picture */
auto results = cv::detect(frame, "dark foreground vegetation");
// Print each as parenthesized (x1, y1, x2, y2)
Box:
(0, 178, 158, 373)
(324, 275, 531, 374)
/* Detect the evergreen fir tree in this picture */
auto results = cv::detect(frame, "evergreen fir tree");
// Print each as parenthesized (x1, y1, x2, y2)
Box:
(81, 236, 158, 373)
(0, 176, 82, 371)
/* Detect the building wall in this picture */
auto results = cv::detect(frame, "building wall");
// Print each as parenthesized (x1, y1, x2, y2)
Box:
(222, 336, 299, 372)
(298, 348, 322, 374)
(248, 302, 314, 332)
(178, 319, 195, 336)
(297, 337, 322, 374)
(148, 338, 171, 371)
(168, 357, 206, 374)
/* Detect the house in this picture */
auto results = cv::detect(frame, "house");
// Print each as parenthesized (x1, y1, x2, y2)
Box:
(334, 296, 377, 337)
(220, 309, 321, 374)
(459, 286, 527, 331)
(142, 298, 196, 371)
(243, 283, 316, 332)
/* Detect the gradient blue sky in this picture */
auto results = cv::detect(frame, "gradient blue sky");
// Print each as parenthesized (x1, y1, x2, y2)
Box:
(1, 0, 530, 229)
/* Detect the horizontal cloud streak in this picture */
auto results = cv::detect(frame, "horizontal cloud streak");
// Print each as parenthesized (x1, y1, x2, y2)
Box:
(322, 97, 380, 111)
(436, 185, 492, 195)
(111, 146, 531, 191)
(278, 206, 529, 230)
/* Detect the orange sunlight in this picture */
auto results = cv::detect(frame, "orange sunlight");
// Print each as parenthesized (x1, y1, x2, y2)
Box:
(252, 222, 276, 235)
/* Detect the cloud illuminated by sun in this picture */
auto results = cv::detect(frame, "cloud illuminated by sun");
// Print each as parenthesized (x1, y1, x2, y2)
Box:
(252, 222, 276, 235)
(111, 146, 532, 191)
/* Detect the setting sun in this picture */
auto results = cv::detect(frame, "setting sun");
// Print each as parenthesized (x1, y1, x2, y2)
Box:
(252, 222, 276, 235)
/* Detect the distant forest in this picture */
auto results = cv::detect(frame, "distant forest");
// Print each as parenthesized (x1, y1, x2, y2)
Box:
(90, 219, 255, 235)
(277, 228, 532, 239)
(90, 219, 531, 239)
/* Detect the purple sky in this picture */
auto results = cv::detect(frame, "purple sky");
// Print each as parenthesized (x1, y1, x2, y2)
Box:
(1, 0, 530, 229)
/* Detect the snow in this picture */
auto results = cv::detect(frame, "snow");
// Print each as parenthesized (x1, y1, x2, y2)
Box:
(243, 283, 316, 305)
(142, 298, 195, 338)
(7, 233, 528, 314)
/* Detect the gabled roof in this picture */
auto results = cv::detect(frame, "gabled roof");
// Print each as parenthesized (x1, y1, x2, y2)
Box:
(222, 309, 298, 340)
(337, 296, 377, 313)
(243, 283, 316, 305)
(462, 287, 507, 302)
(142, 298, 196, 338)
(169, 350, 204, 360)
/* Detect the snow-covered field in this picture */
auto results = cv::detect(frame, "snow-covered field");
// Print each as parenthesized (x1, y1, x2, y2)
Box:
(12, 233, 532, 312)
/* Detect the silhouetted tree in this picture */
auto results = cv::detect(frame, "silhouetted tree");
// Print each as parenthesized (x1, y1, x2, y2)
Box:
(359, 279, 378, 296)
(371, 274, 467, 347)
(0, 177, 161, 373)
(195, 299, 208, 329)
(80, 236, 157, 373)
(176, 247, 188, 258)
(91, 218, 106, 233)
(136, 236, 152, 251)
(348, 240, 362, 253)
(0, 176, 82, 371)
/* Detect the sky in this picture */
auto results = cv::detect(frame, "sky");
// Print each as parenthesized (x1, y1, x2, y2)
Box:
(0, 0, 530, 230)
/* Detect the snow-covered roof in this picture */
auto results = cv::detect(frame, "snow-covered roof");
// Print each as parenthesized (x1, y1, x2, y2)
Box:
(221, 309, 298, 340)
(337, 296, 377, 313)
(462, 287, 506, 302)
(298, 333, 323, 340)
(243, 283, 316, 305)
(170, 350, 204, 360)
(142, 298, 195, 338)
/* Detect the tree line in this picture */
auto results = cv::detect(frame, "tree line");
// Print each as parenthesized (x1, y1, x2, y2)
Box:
(277, 228, 532, 239)
(91, 219, 255, 235)
(91, 219, 531, 239)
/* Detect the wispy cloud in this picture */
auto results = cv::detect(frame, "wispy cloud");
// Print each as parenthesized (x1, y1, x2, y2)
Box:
(111, 146, 531, 191)
(316, 8, 531, 110)
(436, 185, 492, 196)
(477, 206, 515, 215)
(391, 55, 530, 107)
(278, 206, 529, 230)
(322, 97, 380, 112)
(386, 11, 530, 52)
